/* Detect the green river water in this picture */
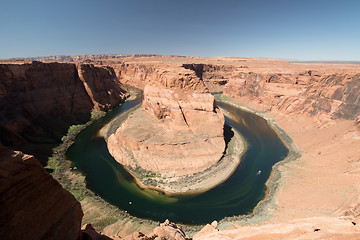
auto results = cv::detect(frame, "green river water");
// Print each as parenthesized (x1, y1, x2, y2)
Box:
(66, 95, 288, 225)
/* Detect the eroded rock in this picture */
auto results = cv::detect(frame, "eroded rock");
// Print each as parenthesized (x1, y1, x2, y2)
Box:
(108, 67, 225, 177)
(0, 61, 127, 163)
(121, 220, 189, 240)
(0, 144, 83, 240)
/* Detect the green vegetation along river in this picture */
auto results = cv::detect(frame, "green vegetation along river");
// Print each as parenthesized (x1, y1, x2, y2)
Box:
(66, 96, 289, 225)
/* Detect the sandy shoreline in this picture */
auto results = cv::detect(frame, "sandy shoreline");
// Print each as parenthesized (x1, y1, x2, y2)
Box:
(63, 94, 343, 237)
(102, 105, 247, 194)
(215, 96, 302, 223)
(198, 95, 360, 239)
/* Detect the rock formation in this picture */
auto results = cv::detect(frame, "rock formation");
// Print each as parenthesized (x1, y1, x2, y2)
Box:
(193, 217, 360, 240)
(108, 67, 225, 177)
(182, 63, 241, 92)
(0, 61, 127, 163)
(114, 62, 157, 89)
(2, 55, 360, 239)
(76, 63, 127, 110)
(118, 220, 189, 240)
(224, 72, 360, 120)
(0, 143, 83, 240)
(355, 115, 360, 131)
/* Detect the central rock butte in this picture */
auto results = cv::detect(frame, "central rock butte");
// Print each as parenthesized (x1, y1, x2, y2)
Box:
(107, 67, 225, 177)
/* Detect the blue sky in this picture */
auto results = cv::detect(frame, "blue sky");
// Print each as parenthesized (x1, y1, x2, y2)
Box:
(1, 0, 359, 60)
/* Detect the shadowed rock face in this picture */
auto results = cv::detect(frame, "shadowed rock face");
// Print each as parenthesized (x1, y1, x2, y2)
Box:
(76, 63, 127, 111)
(0, 144, 83, 240)
(182, 63, 242, 92)
(0, 61, 127, 163)
(108, 67, 225, 177)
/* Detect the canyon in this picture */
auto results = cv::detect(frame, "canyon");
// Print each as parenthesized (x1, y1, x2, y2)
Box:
(0, 61, 128, 164)
(107, 66, 228, 192)
(1, 55, 360, 239)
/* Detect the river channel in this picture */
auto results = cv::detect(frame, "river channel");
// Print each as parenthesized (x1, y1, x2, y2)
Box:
(66, 95, 288, 225)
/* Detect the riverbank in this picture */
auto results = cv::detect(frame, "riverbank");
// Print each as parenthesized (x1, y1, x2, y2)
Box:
(196, 94, 360, 239)
(130, 127, 245, 194)
(45, 96, 161, 237)
(101, 103, 246, 194)
(215, 95, 302, 225)
(51, 93, 303, 237)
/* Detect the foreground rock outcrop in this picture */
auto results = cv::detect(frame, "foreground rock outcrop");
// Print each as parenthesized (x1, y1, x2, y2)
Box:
(119, 220, 190, 240)
(0, 144, 83, 240)
(108, 67, 225, 177)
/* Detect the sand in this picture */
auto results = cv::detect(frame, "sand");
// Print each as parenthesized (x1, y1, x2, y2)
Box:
(198, 97, 360, 239)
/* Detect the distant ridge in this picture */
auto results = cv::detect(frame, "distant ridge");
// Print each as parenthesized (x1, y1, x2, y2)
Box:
(8, 54, 190, 62)
(289, 60, 360, 64)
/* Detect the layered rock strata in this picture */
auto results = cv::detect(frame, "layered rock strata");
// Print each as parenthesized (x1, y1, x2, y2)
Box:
(0, 144, 83, 240)
(0, 61, 127, 162)
(108, 67, 225, 177)
(182, 63, 242, 92)
(114, 62, 157, 89)
(224, 72, 360, 120)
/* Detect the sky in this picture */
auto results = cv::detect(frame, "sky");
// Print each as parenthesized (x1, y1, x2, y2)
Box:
(1, 0, 360, 60)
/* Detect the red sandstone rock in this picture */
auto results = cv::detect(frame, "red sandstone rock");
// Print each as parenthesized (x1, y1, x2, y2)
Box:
(108, 67, 225, 176)
(0, 61, 127, 150)
(183, 63, 240, 92)
(0, 144, 83, 240)
(121, 220, 189, 240)
(77, 63, 127, 110)
(81, 223, 112, 240)
(114, 62, 157, 89)
(355, 115, 360, 131)
(192, 223, 218, 239)
(224, 72, 360, 120)
(2, 55, 360, 240)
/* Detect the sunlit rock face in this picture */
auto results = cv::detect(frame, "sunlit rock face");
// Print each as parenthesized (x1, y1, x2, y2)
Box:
(108, 67, 225, 176)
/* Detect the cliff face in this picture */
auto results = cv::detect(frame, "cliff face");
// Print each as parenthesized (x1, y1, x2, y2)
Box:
(183, 63, 242, 92)
(0, 61, 127, 162)
(114, 62, 157, 89)
(0, 143, 83, 240)
(142, 67, 224, 136)
(77, 63, 127, 110)
(224, 72, 360, 120)
(108, 67, 225, 177)
(114, 62, 240, 93)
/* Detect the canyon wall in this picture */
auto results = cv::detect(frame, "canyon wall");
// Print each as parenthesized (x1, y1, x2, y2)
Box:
(223, 71, 360, 121)
(114, 62, 157, 89)
(0, 61, 127, 163)
(0, 143, 83, 240)
(182, 63, 243, 92)
(113, 62, 241, 92)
